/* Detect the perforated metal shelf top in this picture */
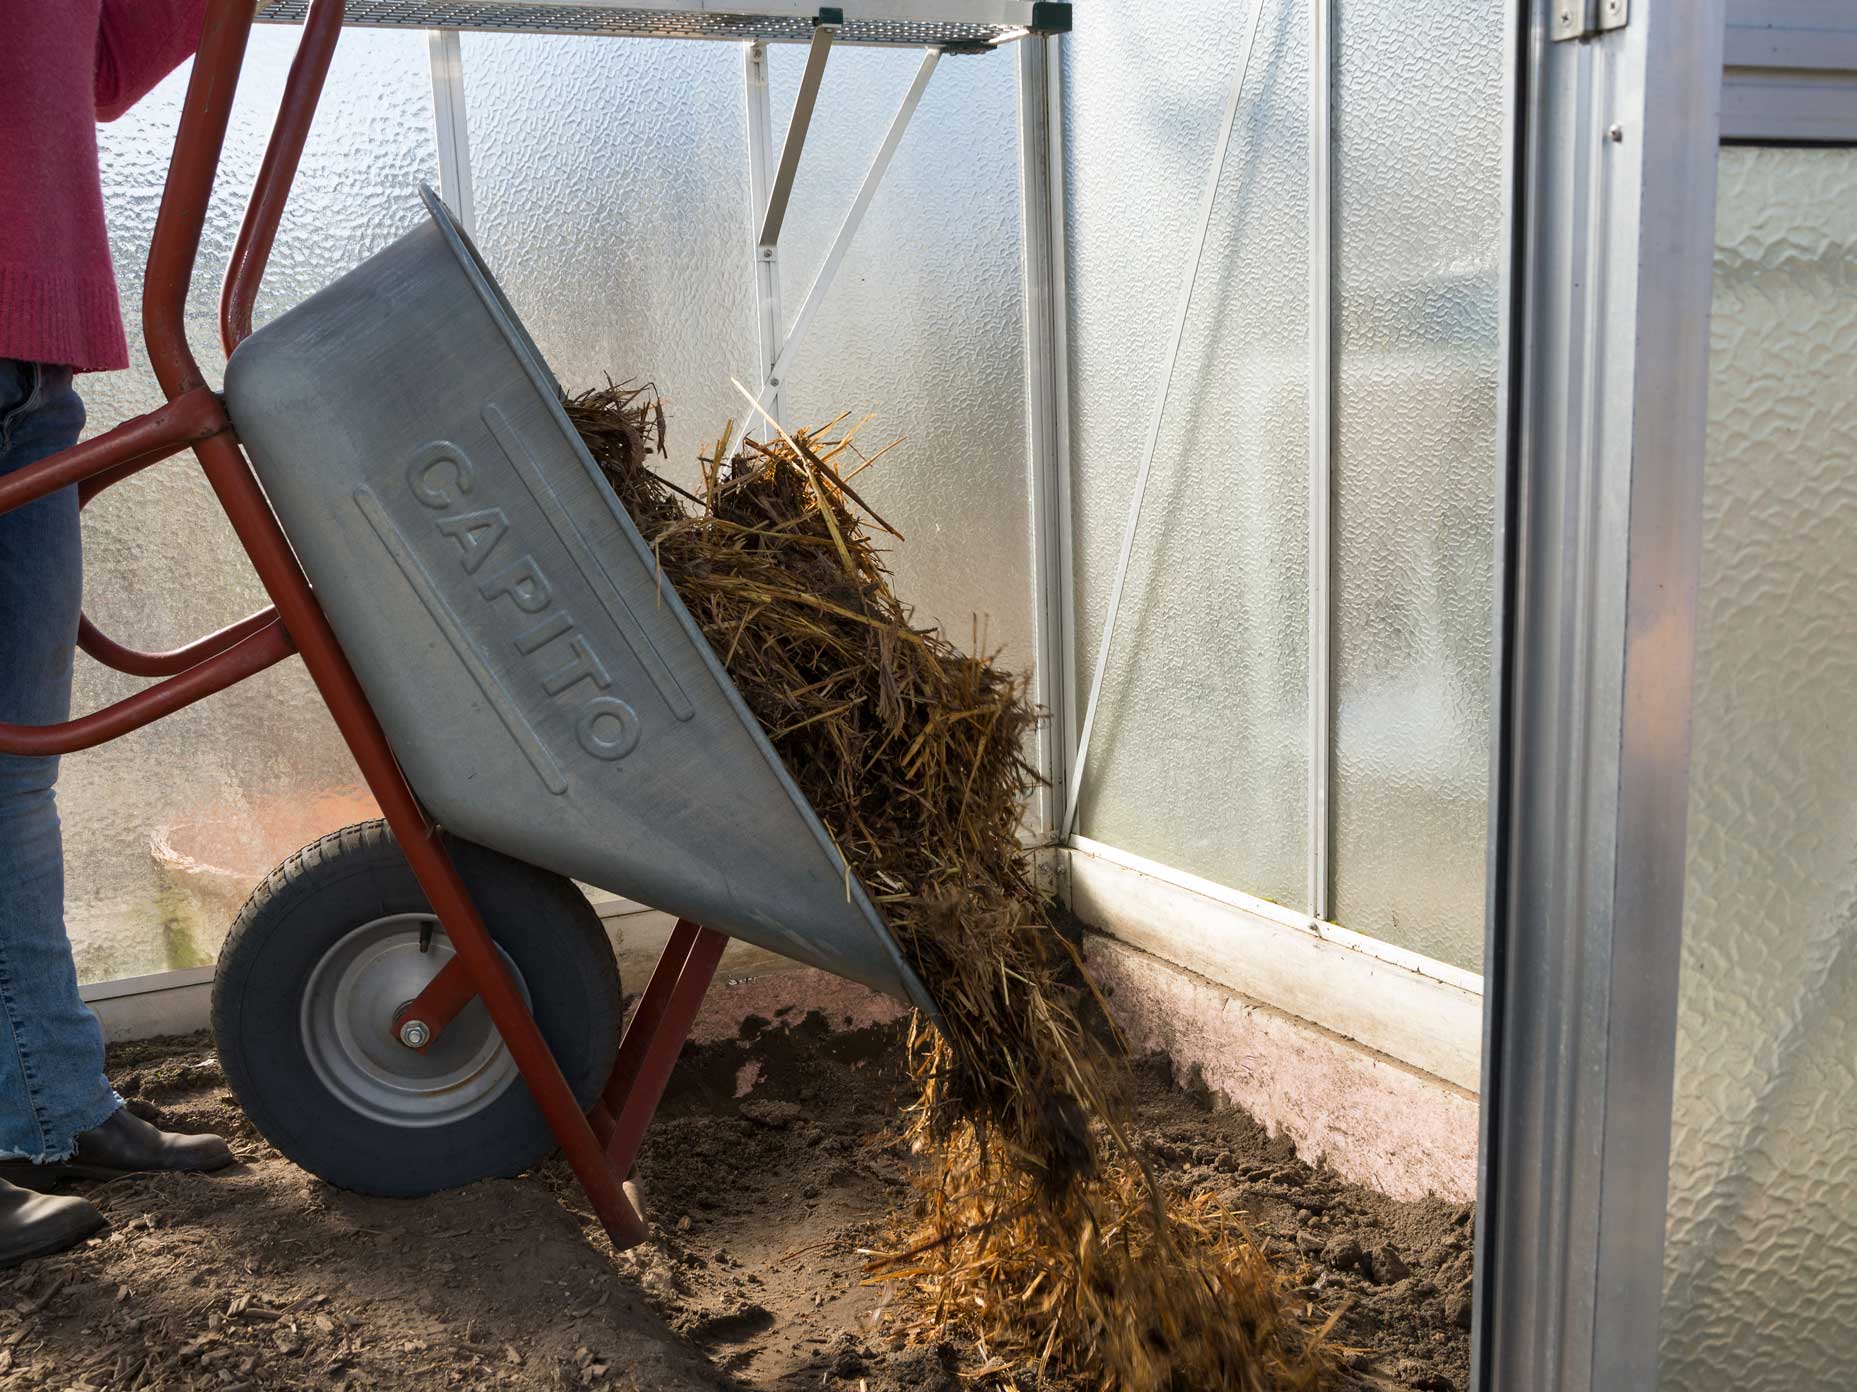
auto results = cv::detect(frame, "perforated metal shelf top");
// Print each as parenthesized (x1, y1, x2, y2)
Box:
(256, 0, 1068, 49)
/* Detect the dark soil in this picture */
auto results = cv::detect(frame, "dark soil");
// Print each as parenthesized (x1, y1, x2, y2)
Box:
(1116, 1055, 1474, 1392)
(0, 1013, 1469, 1390)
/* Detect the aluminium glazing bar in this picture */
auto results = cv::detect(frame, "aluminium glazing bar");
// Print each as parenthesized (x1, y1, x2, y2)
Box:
(1060, 0, 1267, 840)
(1473, 2, 1725, 1388)
(1307, 0, 1332, 920)
(428, 28, 477, 238)
(1018, 32, 1075, 844)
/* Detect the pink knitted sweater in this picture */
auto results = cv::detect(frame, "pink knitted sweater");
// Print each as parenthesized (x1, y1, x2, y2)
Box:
(0, 1, 210, 373)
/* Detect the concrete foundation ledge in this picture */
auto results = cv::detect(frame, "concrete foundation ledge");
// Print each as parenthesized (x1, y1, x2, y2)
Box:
(1083, 933, 1478, 1203)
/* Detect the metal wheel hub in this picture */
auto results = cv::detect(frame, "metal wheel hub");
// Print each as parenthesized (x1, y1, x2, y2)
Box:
(301, 913, 524, 1128)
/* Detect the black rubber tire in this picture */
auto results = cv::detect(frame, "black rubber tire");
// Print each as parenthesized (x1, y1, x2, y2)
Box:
(210, 820, 620, 1197)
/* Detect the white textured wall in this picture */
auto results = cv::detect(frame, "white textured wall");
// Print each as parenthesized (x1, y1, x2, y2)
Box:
(1661, 146, 1857, 1389)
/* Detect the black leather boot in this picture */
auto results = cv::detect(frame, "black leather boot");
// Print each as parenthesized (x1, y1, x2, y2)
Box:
(0, 1179, 104, 1268)
(0, 1107, 234, 1185)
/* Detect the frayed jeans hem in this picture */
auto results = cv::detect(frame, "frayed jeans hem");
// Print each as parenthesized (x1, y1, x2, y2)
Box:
(0, 1090, 124, 1165)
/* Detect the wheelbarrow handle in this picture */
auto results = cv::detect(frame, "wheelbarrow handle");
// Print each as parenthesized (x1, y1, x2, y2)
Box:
(68, 0, 341, 681)
(77, 608, 281, 680)
(143, 0, 255, 399)
(0, 619, 295, 758)
(0, 386, 283, 700)
(220, 0, 345, 358)
(67, 390, 281, 680)
(146, 0, 341, 394)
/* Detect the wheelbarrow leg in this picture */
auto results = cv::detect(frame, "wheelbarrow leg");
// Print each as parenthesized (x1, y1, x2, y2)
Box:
(189, 430, 647, 1250)
(595, 923, 729, 1179)
(588, 920, 703, 1147)
(589, 922, 727, 1157)
(401, 916, 732, 1238)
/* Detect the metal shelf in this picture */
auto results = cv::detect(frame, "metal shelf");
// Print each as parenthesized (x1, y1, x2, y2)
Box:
(256, 0, 1069, 49)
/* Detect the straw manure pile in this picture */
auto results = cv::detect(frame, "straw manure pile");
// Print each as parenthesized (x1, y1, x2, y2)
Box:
(567, 383, 1338, 1392)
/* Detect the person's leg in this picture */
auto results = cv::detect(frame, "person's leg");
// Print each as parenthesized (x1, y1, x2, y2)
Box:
(0, 359, 123, 1163)
(0, 362, 231, 1203)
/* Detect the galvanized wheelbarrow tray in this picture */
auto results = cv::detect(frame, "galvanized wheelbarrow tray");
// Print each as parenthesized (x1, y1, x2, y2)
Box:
(0, 0, 979, 1250)
(223, 184, 932, 1018)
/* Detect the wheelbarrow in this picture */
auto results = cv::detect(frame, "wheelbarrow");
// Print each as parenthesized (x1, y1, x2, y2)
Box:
(0, 0, 935, 1251)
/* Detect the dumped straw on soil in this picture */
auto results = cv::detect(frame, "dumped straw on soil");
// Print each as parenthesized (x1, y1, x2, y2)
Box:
(567, 383, 1338, 1392)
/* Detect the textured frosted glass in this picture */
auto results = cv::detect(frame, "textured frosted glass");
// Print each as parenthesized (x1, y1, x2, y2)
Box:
(1064, 0, 1312, 906)
(65, 29, 437, 983)
(1328, 0, 1503, 969)
(766, 45, 1034, 679)
(463, 32, 758, 483)
(1661, 146, 1857, 1392)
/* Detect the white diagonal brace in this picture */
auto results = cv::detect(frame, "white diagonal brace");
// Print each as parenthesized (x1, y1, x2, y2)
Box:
(1061, 0, 1268, 838)
(758, 20, 838, 252)
(754, 47, 940, 419)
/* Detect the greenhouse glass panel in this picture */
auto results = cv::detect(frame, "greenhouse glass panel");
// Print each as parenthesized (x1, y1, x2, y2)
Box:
(70, 27, 438, 984)
(1328, 0, 1503, 971)
(1661, 145, 1857, 1392)
(1064, 0, 1312, 907)
(462, 32, 759, 482)
(767, 43, 1036, 681)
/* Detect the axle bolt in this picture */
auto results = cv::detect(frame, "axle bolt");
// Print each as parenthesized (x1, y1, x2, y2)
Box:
(398, 1019, 431, 1049)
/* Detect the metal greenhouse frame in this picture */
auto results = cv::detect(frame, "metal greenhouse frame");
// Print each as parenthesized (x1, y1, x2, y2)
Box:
(49, 0, 1857, 1384)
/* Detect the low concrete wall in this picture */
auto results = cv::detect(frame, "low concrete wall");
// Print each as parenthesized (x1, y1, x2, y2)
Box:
(1083, 933, 1477, 1202)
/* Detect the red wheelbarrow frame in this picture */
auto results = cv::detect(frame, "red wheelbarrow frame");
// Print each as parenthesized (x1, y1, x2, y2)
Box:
(0, 0, 721, 1251)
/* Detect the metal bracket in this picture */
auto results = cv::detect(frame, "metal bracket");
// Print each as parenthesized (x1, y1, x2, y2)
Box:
(757, 15, 841, 252)
(1552, 0, 1627, 41)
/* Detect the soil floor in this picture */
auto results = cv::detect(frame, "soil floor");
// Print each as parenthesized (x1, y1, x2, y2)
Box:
(0, 1012, 1471, 1392)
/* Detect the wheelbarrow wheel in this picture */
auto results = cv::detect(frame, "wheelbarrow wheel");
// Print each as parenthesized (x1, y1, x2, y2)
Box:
(210, 820, 621, 1197)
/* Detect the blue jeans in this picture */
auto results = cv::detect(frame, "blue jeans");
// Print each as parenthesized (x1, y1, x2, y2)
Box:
(0, 359, 122, 1162)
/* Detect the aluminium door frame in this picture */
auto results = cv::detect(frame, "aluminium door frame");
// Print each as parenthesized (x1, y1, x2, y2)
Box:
(1474, 2, 1725, 1389)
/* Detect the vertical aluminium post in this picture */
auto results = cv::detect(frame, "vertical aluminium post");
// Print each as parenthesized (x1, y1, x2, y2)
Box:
(1474, 3, 1724, 1389)
(1307, 0, 1333, 921)
(1019, 32, 1075, 847)
(428, 28, 476, 239)
(745, 40, 786, 424)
